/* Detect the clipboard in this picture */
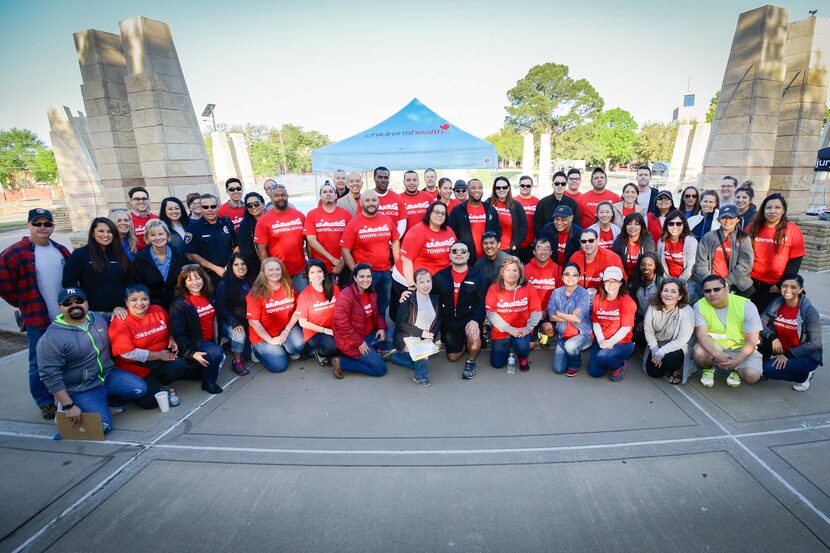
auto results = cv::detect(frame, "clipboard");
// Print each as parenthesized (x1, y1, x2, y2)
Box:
(55, 412, 105, 441)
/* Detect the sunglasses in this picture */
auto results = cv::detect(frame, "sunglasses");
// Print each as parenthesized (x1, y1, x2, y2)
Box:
(450, 248, 468, 254)
(703, 286, 724, 294)
(553, 182, 567, 187)
(657, 196, 672, 201)
(246, 201, 262, 208)
(30, 221, 54, 227)
(453, 188, 466, 193)
(131, 196, 149, 201)
(684, 194, 698, 199)
(227, 187, 242, 192)
(495, 185, 509, 191)
(580, 238, 596, 244)
(61, 298, 86, 307)
(519, 184, 532, 189)
(202, 204, 218, 209)
(667, 221, 684, 227)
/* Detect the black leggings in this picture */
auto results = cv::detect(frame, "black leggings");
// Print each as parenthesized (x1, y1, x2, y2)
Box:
(645, 350, 686, 379)
(134, 358, 193, 409)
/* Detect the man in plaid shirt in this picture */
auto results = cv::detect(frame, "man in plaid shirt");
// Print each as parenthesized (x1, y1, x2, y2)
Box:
(0, 208, 70, 419)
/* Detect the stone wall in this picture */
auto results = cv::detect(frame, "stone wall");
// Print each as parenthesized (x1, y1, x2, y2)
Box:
(791, 216, 830, 271)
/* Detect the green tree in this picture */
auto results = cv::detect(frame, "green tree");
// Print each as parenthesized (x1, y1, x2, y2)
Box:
(634, 121, 678, 164)
(556, 123, 605, 167)
(248, 124, 331, 176)
(505, 63, 604, 142)
(0, 128, 58, 187)
(485, 128, 524, 168)
(706, 91, 719, 123)
(593, 108, 638, 166)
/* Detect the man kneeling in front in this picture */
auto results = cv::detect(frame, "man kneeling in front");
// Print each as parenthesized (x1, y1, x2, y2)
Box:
(693, 275, 763, 388)
(37, 288, 146, 434)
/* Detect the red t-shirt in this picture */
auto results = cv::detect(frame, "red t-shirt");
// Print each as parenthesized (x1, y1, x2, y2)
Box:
(245, 286, 296, 346)
(444, 198, 461, 214)
(218, 202, 246, 232)
(485, 283, 542, 340)
(578, 190, 621, 229)
(712, 237, 731, 279)
(556, 232, 569, 265)
(647, 212, 665, 244)
(773, 303, 801, 350)
(340, 212, 399, 271)
(304, 206, 352, 270)
(592, 294, 636, 344)
(422, 188, 439, 201)
(452, 268, 468, 307)
(750, 222, 806, 284)
(130, 211, 159, 250)
(467, 204, 487, 257)
(394, 223, 456, 276)
(187, 294, 215, 341)
(400, 191, 432, 231)
(622, 205, 636, 218)
(109, 305, 170, 378)
(623, 241, 642, 278)
(569, 249, 624, 291)
(294, 284, 340, 342)
(253, 208, 306, 276)
(664, 239, 685, 278)
(564, 190, 582, 200)
(598, 227, 615, 250)
(376, 190, 405, 222)
(525, 258, 562, 311)
(515, 195, 539, 249)
(491, 199, 513, 250)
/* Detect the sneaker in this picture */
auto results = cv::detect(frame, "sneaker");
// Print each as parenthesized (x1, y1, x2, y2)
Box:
(519, 359, 529, 372)
(381, 348, 396, 360)
(792, 371, 814, 392)
(610, 362, 626, 382)
(109, 405, 124, 415)
(700, 368, 715, 388)
(232, 360, 250, 376)
(413, 376, 431, 388)
(726, 371, 741, 388)
(565, 368, 578, 377)
(288, 353, 301, 361)
(463, 360, 477, 379)
(313, 350, 331, 367)
(40, 404, 57, 420)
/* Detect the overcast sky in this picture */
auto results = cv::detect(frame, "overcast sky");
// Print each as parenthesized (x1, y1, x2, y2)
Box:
(1, 0, 826, 146)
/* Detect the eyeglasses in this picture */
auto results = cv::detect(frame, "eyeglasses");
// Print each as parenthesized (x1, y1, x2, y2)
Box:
(580, 238, 596, 244)
(432, 211, 447, 217)
(246, 201, 262, 208)
(519, 184, 532, 189)
(131, 196, 149, 201)
(60, 298, 86, 307)
(562, 272, 579, 278)
(450, 248, 468, 254)
(703, 286, 724, 294)
(567, 176, 580, 180)
(453, 188, 466, 193)
(202, 204, 218, 210)
(495, 185, 509, 191)
(30, 221, 54, 227)
(667, 221, 684, 227)
(553, 182, 567, 187)
(227, 187, 242, 192)
(684, 194, 698, 199)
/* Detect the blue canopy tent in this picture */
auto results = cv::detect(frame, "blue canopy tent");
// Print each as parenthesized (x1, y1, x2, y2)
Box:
(311, 98, 497, 172)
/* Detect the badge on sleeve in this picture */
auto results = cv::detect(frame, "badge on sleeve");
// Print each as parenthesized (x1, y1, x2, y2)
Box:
(184, 232, 193, 244)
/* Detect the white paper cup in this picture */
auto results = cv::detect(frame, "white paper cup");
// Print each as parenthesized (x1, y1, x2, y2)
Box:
(155, 391, 170, 412)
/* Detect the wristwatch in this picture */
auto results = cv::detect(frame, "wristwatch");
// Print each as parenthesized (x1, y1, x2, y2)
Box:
(63, 402, 76, 410)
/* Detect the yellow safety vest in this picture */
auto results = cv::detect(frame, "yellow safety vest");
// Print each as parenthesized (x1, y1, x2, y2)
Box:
(698, 295, 748, 351)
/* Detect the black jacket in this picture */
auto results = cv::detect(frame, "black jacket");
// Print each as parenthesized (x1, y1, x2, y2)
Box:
(534, 194, 580, 238)
(237, 216, 261, 276)
(484, 198, 527, 253)
(540, 222, 583, 265)
(611, 233, 656, 264)
(393, 293, 441, 352)
(448, 201, 502, 265)
(62, 245, 130, 312)
(214, 276, 251, 328)
(168, 294, 215, 360)
(432, 266, 485, 331)
(130, 246, 186, 311)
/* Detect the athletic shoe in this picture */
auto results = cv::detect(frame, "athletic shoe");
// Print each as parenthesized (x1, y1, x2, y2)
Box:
(413, 376, 431, 388)
(726, 371, 741, 388)
(288, 353, 301, 361)
(313, 350, 332, 367)
(610, 362, 626, 382)
(109, 405, 124, 415)
(40, 404, 57, 420)
(231, 360, 250, 376)
(519, 359, 529, 372)
(700, 368, 715, 388)
(792, 371, 815, 392)
(565, 368, 578, 377)
(463, 360, 477, 379)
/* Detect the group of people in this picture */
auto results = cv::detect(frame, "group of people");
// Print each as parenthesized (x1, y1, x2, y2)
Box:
(0, 167, 822, 434)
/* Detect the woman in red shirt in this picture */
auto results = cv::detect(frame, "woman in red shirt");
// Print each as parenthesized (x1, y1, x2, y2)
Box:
(611, 213, 656, 280)
(110, 284, 189, 408)
(587, 266, 636, 382)
(656, 210, 698, 299)
(247, 257, 303, 373)
(168, 265, 224, 394)
(748, 194, 806, 314)
(295, 259, 340, 366)
(486, 176, 527, 255)
(588, 201, 620, 250)
(437, 177, 461, 214)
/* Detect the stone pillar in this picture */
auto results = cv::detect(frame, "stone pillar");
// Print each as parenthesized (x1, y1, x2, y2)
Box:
(667, 124, 693, 186)
(687, 123, 711, 187)
(119, 16, 216, 204)
(771, 16, 830, 213)
(701, 5, 789, 194)
(538, 133, 551, 191)
(74, 29, 143, 210)
(230, 132, 256, 188)
(211, 131, 236, 197)
(522, 133, 534, 178)
(48, 106, 106, 230)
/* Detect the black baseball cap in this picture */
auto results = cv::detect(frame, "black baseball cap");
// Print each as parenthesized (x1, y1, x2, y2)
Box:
(28, 208, 53, 222)
(553, 205, 573, 218)
(57, 287, 87, 304)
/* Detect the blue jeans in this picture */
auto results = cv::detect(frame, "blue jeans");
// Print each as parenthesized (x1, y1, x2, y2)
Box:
(253, 326, 304, 373)
(222, 323, 251, 357)
(490, 334, 532, 368)
(70, 369, 147, 433)
(390, 351, 428, 380)
(292, 272, 309, 294)
(341, 334, 387, 376)
(188, 340, 224, 383)
(587, 341, 635, 378)
(762, 356, 819, 383)
(27, 326, 53, 407)
(552, 334, 593, 374)
(371, 270, 392, 323)
(306, 333, 338, 357)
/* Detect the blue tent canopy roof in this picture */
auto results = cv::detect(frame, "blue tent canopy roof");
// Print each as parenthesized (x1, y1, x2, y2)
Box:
(312, 98, 497, 172)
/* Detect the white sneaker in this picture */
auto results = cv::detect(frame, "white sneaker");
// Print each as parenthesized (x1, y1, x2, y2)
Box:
(792, 371, 815, 392)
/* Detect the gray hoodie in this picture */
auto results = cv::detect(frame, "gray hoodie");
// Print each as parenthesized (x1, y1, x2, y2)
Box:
(37, 313, 114, 394)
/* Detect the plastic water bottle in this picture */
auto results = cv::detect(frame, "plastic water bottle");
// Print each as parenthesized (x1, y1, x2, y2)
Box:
(507, 353, 516, 375)
(168, 387, 180, 408)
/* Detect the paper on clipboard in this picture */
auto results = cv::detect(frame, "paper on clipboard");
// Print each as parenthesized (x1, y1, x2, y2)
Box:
(55, 412, 105, 441)
(403, 337, 440, 361)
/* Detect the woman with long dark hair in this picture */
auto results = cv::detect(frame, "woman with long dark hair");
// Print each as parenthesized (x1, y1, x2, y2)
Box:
(679, 186, 701, 219)
(748, 193, 805, 313)
(130, 219, 186, 310)
(437, 177, 460, 213)
(295, 259, 340, 365)
(643, 278, 695, 384)
(612, 182, 646, 227)
(735, 186, 756, 229)
(611, 212, 656, 280)
(215, 253, 253, 376)
(63, 217, 131, 313)
(629, 252, 665, 347)
(485, 176, 527, 255)
(646, 190, 676, 243)
(237, 191, 265, 277)
(159, 197, 189, 253)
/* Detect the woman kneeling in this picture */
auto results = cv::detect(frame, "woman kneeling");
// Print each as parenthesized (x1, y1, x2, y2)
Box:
(391, 269, 441, 387)
(588, 266, 636, 381)
(643, 278, 695, 384)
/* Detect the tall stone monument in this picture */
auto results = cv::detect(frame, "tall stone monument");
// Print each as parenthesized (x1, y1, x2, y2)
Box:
(521, 133, 534, 177)
(230, 132, 256, 188)
(211, 131, 237, 189)
(538, 133, 551, 189)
